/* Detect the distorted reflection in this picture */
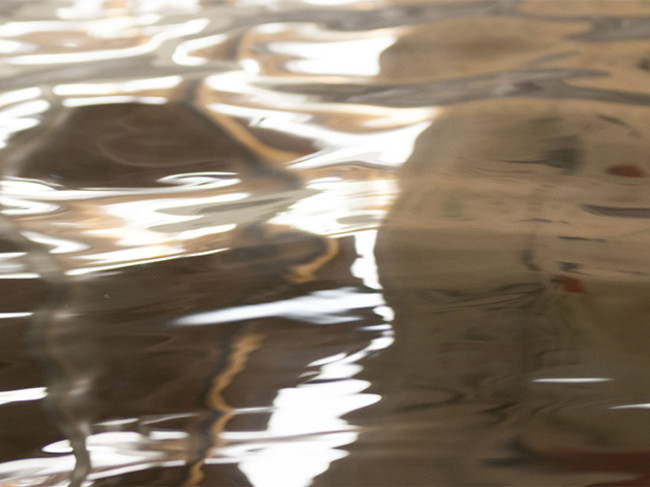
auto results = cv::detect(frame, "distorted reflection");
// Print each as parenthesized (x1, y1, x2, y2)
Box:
(533, 378, 613, 384)
(172, 34, 230, 66)
(259, 26, 398, 77)
(3, 1, 650, 486)
(0, 387, 47, 406)
(56, 1, 203, 19)
(0, 89, 48, 149)
(3, 16, 210, 65)
(176, 288, 385, 326)
(54, 76, 183, 96)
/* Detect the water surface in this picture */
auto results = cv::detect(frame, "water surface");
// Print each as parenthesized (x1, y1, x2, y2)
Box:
(3, 1, 650, 485)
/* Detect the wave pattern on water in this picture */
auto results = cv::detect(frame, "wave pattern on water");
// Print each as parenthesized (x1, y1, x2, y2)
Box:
(3, 1, 650, 486)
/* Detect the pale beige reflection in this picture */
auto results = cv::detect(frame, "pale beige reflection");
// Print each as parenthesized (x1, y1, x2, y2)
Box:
(320, 97, 650, 486)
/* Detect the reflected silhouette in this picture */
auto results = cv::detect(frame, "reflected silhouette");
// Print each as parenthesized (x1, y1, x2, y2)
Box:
(320, 99, 650, 486)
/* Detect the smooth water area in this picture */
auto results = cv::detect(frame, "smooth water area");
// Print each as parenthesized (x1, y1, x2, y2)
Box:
(3, 1, 650, 485)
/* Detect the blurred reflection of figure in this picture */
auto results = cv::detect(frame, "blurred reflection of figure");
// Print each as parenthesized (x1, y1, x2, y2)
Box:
(320, 99, 650, 486)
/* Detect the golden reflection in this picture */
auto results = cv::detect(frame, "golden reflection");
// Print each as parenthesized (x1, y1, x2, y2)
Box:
(185, 330, 263, 486)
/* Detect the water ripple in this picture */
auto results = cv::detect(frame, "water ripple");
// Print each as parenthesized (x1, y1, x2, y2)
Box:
(3, 1, 650, 486)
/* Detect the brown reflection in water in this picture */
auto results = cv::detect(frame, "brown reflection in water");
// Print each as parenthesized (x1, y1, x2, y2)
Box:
(4, 96, 298, 190)
(0, 239, 54, 464)
(6, 1, 650, 485)
(319, 98, 650, 486)
(0, 89, 384, 485)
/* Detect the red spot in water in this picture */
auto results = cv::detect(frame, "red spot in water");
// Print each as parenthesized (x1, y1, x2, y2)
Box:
(562, 276, 585, 293)
(514, 81, 542, 92)
(607, 164, 645, 178)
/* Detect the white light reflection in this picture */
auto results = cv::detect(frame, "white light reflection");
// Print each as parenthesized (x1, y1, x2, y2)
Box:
(65, 191, 250, 267)
(0, 195, 61, 216)
(176, 223, 236, 240)
(0, 39, 35, 54)
(149, 430, 188, 441)
(0, 88, 42, 107)
(274, 35, 395, 77)
(0, 252, 26, 259)
(291, 120, 434, 170)
(204, 71, 305, 97)
(66, 246, 229, 276)
(533, 378, 613, 384)
(6, 18, 208, 65)
(208, 103, 312, 129)
(351, 229, 380, 290)
(0, 428, 188, 485)
(54, 75, 182, 96)
(95, 418, 139, 428)
(270, 178, 397, 236)
(611, 403, 650, 410)
(2, 175, 237, 199)
(57, 0, 201, 19)
(236, 438, 353, 487)
(0, 455, 185, 487)
(0, 272, 40, 279)
(204, 71, 432, 125)
(208, 102, 434, 170)
(373, 305, 394, 323)
(21, 231, 89, 254)
(0, 95, 49, 150)
(175, 287, 385, 326)
(0, 14, 157, 37)
(158, 172, 238, 187)
(2, 177, 261, 274)
(0, 312, 33, 319)
(75, 245, 182, 265)
(92, 191, 247, 247)
(173, 33, 229, 66)
(60, 187, 319, 272)
(0, 100, 51, 118)
(131, 0, 201, 14)
(43, 431, 175, 462)
(0, 251, 29, 275)
(0, 456, 76, 486)
(62, 96, 168, 107)
(0, 387, 47, 406)
(55, 0, 108, 20)
(228, 330, 392, 487)
(195, 229, 393, 486)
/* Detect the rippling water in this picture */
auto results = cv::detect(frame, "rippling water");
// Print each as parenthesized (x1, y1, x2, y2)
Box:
(3, 1, 650, 485)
